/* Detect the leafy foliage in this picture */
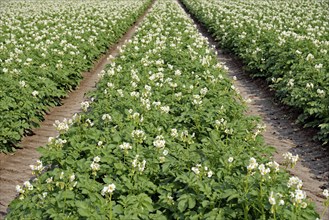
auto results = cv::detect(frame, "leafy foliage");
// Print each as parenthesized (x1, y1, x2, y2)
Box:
(7, 0, 320, 219)
(181, 0, 329, 144)
(0, 0, 151, 152)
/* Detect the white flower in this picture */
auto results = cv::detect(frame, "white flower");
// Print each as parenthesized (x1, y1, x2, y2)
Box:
(138, 159, 146, 172)
(102, 114, 112, 121)
(283, 152, 299, 167)
(207, 170, 213, 178)
(19, 80, 26, 87)
(215, 118, 227, 128)
(81, 101, 89, 112)
(163, 149, 169, 156)
(269, 191, 276, 205)
(107, 82, 114, 88)
(317, 89, 325, 96)
(90, 161, 100, 171)
(192, 95, 202, 105)
(130, 91, 140, 98)
(93, 156, 101, 163)
(30, 160, 44, 174)
(132, 155, 139, 168)
(306, 82, 314, 89)
(119, 142, 132, 150)
(53, 119, 70, 132)
(295, 50, 302, 55)
(160, 106, 170, 113)
(171, 128, 178, 137)
(191, 167, 200, 175)
(159, 156, 166, 163)
(69, 174, 75, 182)
(132, 112, 141, 120)
(287, 79, 294, 87)
(153, 101, 161, 107)
(101, 183, 116, 196)
(228, 157, 234, 163)
(167, 194, 174, 201)
(46, 177, 53, 184)
(287, 176, 303, 189)
(291, 155, 299, 164)
(200, 87, 208, 96)
(247, 157, 258, 171)
(306, 53, 314, 61)
(153, 135, 166, 149)
(131, 129, 146, 142)
(258, 164, 270, 176)
(323, 189, 329, 198)
(295, 189, 306, 200)
(145, 85, 152, 91)
(117, 89, 124, 97)
(32, 90, 39, 97)
(175, 92, 182, 99)
(16, 185, 25, 194)
(266, 161, 280, 172)
(315, 63, 323, 69)
(60, 171, 64, 179)
(48, 137, 55, 143)
(292, 189, 307, 205)
(23, 181, 33, 190)
(174, 69, 182, 76)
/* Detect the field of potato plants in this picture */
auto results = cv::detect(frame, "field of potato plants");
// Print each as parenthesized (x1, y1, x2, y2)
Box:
(5, 0, 328, 219)
(181, 0, 329, 144)
(0, 0, 151, 152)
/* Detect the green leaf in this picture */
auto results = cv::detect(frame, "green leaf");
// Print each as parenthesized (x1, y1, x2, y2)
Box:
(178, 199, 188, 212)
(188, 197, 196, 209)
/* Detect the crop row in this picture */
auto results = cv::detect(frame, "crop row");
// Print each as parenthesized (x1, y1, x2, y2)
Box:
(7, 0, 322, 219)
(181, 0, 329, 144)
(0, 0, 151, 152)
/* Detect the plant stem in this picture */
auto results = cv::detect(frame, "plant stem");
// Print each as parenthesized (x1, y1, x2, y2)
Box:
(244, 204, 249, 220)
(109, 193, 113, 220)
(244, 175, 250, 220)
(62, 184, 67, 215)
(271, 205, 277, 220)
(259, 181, 264, 216)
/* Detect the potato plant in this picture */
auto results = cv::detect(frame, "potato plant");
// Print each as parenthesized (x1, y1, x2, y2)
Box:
(181, 0, 329, 144)
(6, 1, 323, 219)
(0, 0, 151, 152)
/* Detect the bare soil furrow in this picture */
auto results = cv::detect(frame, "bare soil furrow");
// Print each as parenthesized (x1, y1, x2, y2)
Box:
(0, 1, 154, 218)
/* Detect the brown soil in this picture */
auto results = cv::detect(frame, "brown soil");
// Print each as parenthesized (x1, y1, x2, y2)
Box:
(178, 1, 329, 218)
(0, 2, 154, 219)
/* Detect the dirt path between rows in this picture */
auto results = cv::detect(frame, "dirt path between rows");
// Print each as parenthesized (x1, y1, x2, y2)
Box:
(0, 2, 155, 218)
(178, 0, 329, 218)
